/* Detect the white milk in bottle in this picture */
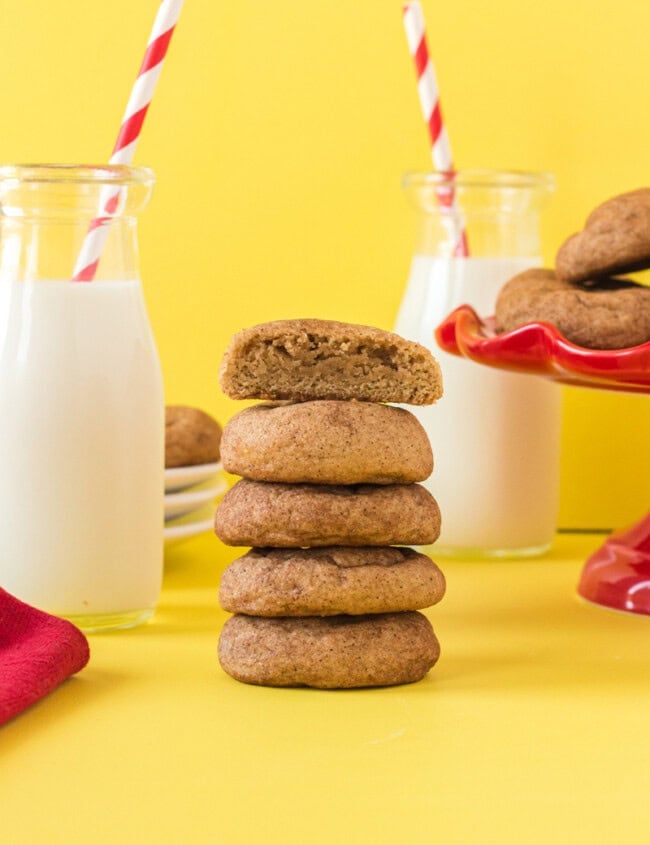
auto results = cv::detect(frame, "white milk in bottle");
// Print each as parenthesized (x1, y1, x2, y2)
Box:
(397, 171, 561, 557)
(0, 165, 164, 630)
(0, 280, 163, 621)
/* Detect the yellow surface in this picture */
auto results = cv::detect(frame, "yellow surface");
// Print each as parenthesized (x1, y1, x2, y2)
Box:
(2, 531, 650, 844)
(0, 1, 648, 529)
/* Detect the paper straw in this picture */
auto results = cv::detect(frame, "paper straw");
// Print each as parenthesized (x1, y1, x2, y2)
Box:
(402, 2, 469, 256)
(72, 0, 184, 281)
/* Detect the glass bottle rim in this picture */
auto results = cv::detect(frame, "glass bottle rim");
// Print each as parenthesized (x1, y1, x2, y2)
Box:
(0, 163, 155, 189)
(403, 168, 555, 192)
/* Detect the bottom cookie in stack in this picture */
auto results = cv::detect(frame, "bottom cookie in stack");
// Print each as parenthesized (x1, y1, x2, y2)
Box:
(219, 612, 440, 690)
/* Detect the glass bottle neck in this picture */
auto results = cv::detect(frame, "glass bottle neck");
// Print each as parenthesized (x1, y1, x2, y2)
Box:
(413, 210, 543, 259)
(0, 164, 153, 283)
(0, 216, 141, 283)
(403, 170, 554, 260)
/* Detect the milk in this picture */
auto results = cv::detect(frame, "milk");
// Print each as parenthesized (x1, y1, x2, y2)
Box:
(0, 279, 164, 624)
(395, 256, 561, 556)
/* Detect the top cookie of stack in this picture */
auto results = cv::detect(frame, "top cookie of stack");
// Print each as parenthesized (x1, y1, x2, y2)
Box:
(219, 318, 443, 404)
(215, 319, 445, 690)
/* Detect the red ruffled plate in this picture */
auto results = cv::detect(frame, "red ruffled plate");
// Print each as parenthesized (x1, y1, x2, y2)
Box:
(435, 305, 650, 393)
(578, 514, 650, 615)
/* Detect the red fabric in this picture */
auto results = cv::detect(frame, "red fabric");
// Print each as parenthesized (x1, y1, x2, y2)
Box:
(0, 587, 90, 726)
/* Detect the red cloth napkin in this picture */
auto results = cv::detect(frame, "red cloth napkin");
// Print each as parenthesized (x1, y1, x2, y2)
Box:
(0, 587, 90, 726)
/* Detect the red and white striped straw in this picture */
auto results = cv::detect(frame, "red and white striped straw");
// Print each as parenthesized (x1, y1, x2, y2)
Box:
(402, 2, 468, 256)
(72, 0, 184, 281)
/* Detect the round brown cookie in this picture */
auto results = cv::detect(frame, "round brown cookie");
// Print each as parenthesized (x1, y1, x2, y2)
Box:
(495, 268, 650, 350)
(221, 400, 433, 485)
(218, 318, 443, 405)
(218, 611, 440, 688)
(219, 546, 446, 616)
(165, 406, 222, 468)
(214, 479, 441, 547)
(556, 188, 650, 282)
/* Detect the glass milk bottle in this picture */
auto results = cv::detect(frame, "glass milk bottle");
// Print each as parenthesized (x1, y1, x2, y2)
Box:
(0, 165, 164, 630)
(395, 170, 561, 557)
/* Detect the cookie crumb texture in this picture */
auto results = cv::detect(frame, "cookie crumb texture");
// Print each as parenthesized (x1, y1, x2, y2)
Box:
(218, 319, 443, 405)
(219, 546, 446, 616)
(218, 611, 440, 688)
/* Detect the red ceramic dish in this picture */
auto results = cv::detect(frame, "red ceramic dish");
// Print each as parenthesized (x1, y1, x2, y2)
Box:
(435, 305, 650, 393)
(578, 514, 650, 615)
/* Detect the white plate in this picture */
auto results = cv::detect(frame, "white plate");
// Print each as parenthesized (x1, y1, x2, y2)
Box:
(164, 505, 216, 547)
(164, 518, 214, 547)
(164, 461, 223, 493)
(164, 478, 227, 521)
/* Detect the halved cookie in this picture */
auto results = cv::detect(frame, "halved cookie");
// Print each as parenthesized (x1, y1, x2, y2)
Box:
(219, 546, 446, 616)
(219, 319, 443, 405)
(218, 611, 441, 688)
(214, 479, 441, 547)
(221, 400, 433, 485)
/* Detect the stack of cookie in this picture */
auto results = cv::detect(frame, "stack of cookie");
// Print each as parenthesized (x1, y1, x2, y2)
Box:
(214, 319, 445, 689)
(496, 188, 650, 349)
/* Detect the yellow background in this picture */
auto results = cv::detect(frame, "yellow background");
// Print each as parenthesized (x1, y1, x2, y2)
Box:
(0, 0, 648, 529)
